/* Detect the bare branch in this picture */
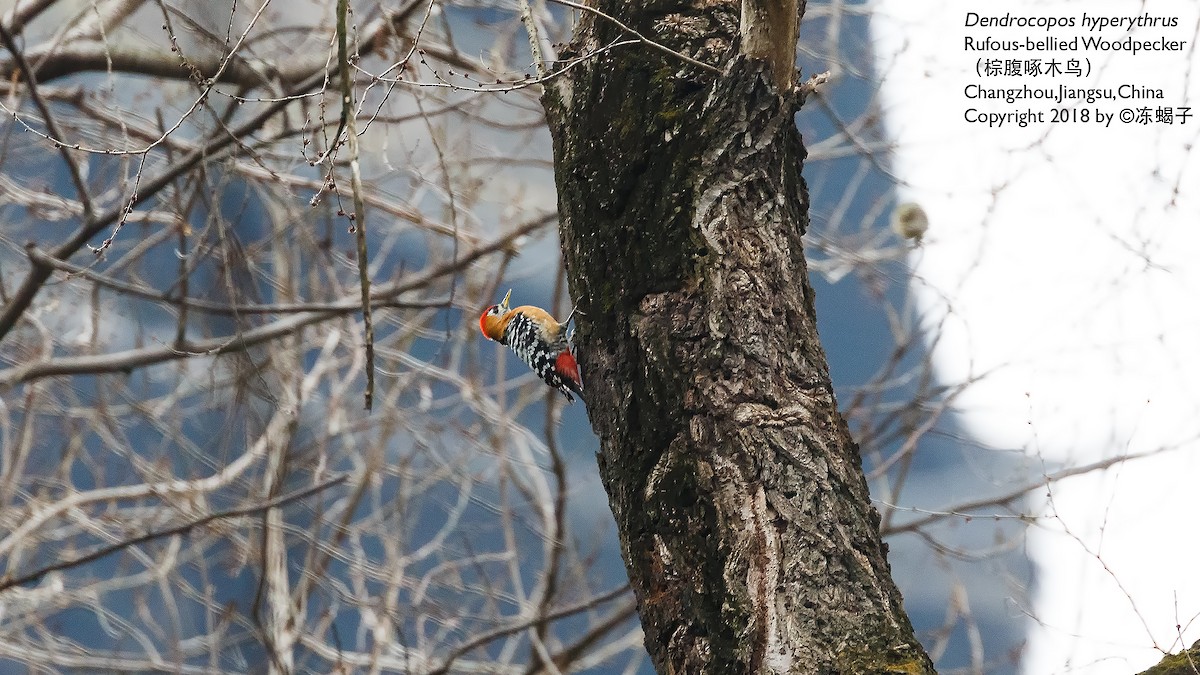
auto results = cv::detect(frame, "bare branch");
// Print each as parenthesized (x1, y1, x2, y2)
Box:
(882, 446, 1192, 535)
(547, 0, 722, 75)
(0, 41, 316, 87)
(1, 0, 57, 34)
(739, 0, 801, 90)
(334, 0, 375, 411)
(0, 474, 348, 592)
(0, 214, 552, 386)
(427, 584, 632, 675)
(0, 21, 96, 221)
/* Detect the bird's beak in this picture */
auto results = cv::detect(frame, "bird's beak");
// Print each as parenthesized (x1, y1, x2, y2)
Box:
(501, 289, 512, 309)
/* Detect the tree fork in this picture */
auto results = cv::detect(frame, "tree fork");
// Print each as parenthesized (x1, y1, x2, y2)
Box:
(543, 0, 934, 672)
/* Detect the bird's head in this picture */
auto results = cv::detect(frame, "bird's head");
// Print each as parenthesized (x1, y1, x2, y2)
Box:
(479, 289, 512, 342)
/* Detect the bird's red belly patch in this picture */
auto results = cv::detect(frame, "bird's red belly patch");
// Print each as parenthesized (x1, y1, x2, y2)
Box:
(555, 351, 581, 388)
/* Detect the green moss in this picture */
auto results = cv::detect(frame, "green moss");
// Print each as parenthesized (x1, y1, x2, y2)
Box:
(658, 106, 684, 125)
(835, 643, 936, 675)
(1138, 641, 1200, 675)
(683, 231, 710, 290)
(583, 269, 618, 317)
(650, 65, 673, 86)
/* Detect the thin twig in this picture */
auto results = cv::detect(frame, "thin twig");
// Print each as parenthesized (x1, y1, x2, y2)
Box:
(2, 0, 58, 33)
(0, 214, 553, 386)
(0, 21, 95, 221)
(881, 446, 1190, 535)
(519, 0, 548, 79)
(427, 584, 632, 675)
(0, 0, 429, 345)
(529, 598, 639, 674)
(25, 245, 451, 315)
(547, 0, 721, 74)
(0, 474, 349, 592)
(531, 276, 570, 669)
(336, 0, 375, 411)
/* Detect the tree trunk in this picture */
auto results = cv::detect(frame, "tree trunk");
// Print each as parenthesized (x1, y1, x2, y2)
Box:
(542, 1, 935, 673)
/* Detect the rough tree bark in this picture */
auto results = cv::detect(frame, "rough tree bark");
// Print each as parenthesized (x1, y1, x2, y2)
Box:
(542, 0, 936, 673)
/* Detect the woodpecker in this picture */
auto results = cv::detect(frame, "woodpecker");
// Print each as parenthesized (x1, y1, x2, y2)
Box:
(479, 289, 583, 403)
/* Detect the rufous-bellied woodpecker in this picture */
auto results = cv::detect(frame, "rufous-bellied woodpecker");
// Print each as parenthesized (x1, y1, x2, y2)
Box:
(479, 289, 583, 403)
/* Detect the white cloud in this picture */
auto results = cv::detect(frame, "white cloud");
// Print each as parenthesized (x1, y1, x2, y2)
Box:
(872, 1, 1200, 672)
